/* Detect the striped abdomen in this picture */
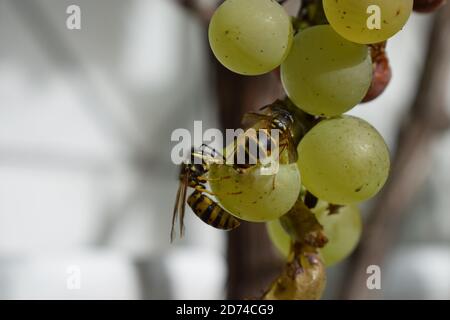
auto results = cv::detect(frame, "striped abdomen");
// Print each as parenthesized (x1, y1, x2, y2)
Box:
(187, 191, 240, 231)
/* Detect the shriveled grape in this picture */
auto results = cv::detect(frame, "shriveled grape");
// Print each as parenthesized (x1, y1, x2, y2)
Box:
(414, 0, 447, 13)
(263, 251, 326, 300)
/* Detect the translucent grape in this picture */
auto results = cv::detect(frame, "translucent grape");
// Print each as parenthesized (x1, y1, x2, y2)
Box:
(208, 163, 301, 222)
(208, 0, 293, 76)
(297, 116, 390, 205)
(315, 203, 362, 266)
(281, 25, 372, 117)
(323, 0, 414, 44)
(267, 202, 362, 267)
(267, 214, 291, 257)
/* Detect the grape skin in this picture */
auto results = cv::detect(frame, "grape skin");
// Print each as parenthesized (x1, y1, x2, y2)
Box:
(208, 163, 301, 222)
(323, 0, 414, 44)
(315, 202, 362, 266)
(281, 25, 372, 117)
(267, 215, 291, 257)
(297, 116, 390, 205)
(208, 0, 293, 76)
(267, 202, 362, 267)
(414, 0, 447, 13)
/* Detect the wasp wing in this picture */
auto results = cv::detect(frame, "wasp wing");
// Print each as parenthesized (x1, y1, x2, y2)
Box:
(283, 134, 299, 163)
(241, 112, 272, 130)
(171, 172, 189, 242)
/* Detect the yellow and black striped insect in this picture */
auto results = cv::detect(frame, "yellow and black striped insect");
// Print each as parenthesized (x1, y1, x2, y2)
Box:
(228, 99, 312, 173)
(171, 146, 241, 242)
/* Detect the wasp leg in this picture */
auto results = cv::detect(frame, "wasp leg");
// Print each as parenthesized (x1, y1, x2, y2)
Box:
(191, 151, 224, 166)
(241, 112, 272, 128)
(199, 144, 226, 162)
(233, 166, 253, 175)
(194, 185, 215, 196)
(200, 175, 231, 182)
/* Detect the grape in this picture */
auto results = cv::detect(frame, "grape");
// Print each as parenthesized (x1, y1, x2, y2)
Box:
(323, 0, 414, 44)
(315, 202, 362, 266)
(267, 214, 291, 257)
(208, 163, 301, 222)
(281, 25, 372, 117)
(362, 43, 392, 103)
(208, 0, 293, 76)
(267, 202, 362, 267)
(414, 0, 446, 13)
(297, 116, 390, 205)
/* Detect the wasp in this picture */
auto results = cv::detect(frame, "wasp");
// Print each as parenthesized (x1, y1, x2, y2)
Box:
(171, 145, 241, 242)
(227, 99, 313, 173)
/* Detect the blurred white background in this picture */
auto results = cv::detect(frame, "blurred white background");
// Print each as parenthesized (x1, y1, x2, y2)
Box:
(0, 0, 448, 299)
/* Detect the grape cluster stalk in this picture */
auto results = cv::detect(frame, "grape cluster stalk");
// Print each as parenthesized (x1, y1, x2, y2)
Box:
(176, 0, 449, 299)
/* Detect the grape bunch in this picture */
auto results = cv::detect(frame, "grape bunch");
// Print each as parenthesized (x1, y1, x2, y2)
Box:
(173, 0, 445, 300)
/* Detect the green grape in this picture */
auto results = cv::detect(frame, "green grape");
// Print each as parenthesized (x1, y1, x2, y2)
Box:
(315, 203, 362, 266)
(208, 163, 301, 222)
(297, 116, 390, 205)
(208, 0, 293, 76)
(323, 0, 414, 44)
(267, 202, 362, 267)
(281, 25, 372, 117)
(267, 214, 291, 257)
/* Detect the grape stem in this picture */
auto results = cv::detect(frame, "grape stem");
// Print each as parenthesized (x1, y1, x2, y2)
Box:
(340, 3, 450, 299)
(258, 196, 328, 300)
(261, 242, 326, 300)
(279, 197, 328, 248)
(296, 0, 327, 30)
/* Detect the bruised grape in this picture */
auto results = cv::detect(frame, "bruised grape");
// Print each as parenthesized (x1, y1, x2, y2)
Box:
(363, 43, 392, 103)
(413, 0, 447, 13)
